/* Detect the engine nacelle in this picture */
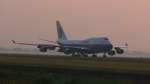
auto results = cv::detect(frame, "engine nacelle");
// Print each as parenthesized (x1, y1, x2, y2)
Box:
(58, 48, 72, 54)
(64, 51, 72, 54)
(37, 44, 56, 52)
(39, 47, 47, 52)
(57, 48, 64, 52)
(48, 46, 56, 50)
(108, 50, 115, 56)
(115, 47, 124, 54)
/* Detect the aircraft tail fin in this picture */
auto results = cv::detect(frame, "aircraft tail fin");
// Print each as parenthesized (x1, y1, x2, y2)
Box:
(56, 21, 68, 41)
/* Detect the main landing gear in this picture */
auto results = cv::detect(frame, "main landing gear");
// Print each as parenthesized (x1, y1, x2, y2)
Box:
(92, 53, 107, 58)
(71, 52, 108, 58)
(92, 54, 97, 57)
(72, 52, 88, 57)
(103, 53, 107, 58)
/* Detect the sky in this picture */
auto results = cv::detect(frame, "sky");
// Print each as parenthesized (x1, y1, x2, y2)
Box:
(0, 0, 150, 52)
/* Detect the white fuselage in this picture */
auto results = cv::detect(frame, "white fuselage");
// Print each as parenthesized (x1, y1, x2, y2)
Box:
(58, 37, 113, 53)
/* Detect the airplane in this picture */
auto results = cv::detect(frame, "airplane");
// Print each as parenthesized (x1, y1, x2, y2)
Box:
(12, 21, 127, 58)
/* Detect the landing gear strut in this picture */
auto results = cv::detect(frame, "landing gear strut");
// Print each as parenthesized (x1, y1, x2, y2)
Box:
(103, 53, 107, 58)
(72, 52, 81, 57)
(92, 54, 97, 57)
(80, 53, 88, 57)
(72, 52, 77, 56)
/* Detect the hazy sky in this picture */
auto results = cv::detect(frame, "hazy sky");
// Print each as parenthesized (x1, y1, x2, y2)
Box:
(0, 0, 150, 52)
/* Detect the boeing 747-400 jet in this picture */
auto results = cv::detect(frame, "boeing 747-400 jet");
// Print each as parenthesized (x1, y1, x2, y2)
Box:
(12, 21, 127, 58)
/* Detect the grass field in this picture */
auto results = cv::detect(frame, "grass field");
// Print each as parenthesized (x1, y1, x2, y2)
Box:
(0, 53, 150, 84)
(0, 53, 150, 74)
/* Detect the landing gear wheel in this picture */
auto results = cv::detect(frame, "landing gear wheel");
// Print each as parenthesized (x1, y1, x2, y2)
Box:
(92, 54, 97, 58)
(72, 52, 79, 57)
(72, 53, 75, 56)
(80, 53, 88, 57)
(83, 54, 88, 57)
(72, 52, 76, 56)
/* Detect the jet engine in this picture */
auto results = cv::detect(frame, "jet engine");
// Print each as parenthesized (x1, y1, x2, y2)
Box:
(39, 47, 47, 52)
(115, 47, 124, 54)
(58, 48, 73, 54)
(108, 50, 115, 56)
(37, 44, 56, 52)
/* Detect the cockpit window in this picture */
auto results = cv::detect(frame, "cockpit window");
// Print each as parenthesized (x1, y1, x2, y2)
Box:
(104, 38, 109, 40)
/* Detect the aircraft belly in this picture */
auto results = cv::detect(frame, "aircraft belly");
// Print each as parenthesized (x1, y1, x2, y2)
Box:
(88, 44, 112, 53)
(62, 44, 112, 53)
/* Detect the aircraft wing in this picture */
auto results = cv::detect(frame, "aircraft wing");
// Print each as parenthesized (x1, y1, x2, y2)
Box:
(11, 40, 89, 51)
(39, 39, 58, 45)
(11, 40, 38, 46)
(11, 40, 59, 47)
